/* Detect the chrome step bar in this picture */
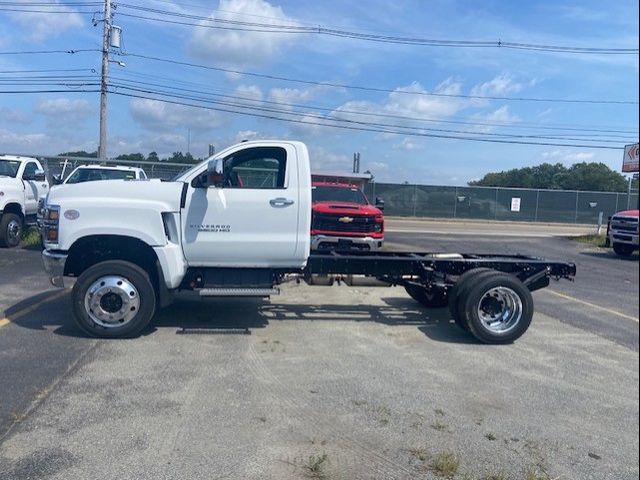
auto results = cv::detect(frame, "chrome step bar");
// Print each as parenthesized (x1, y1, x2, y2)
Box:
(198, 287, 280, 297)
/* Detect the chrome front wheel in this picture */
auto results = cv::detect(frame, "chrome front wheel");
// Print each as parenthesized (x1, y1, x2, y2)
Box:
(72, 260, 156, 338)
(84, 276, 141, 328)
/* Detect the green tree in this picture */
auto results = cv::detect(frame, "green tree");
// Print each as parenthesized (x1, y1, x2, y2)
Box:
(165, 152, 198, 164)
(147, 151, 159, 162)
(115, 153, 145, 162)
(470, 162, 627, 192)
(57, 150, 98, 158)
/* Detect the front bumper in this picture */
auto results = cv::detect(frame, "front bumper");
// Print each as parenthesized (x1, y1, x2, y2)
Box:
(311, 234, 383, 251)
(609, 232, 639, 247)
(42, 250, 67, 288)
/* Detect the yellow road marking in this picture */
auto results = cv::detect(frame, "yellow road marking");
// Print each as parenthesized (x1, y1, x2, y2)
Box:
(545, 289, 639, 323)
(0, 290, 69, 329)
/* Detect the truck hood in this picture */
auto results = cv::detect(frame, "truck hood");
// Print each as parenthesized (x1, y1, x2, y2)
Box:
(613, 209, 639, 217)
(312, 201, 382, 216)
(0, 177, 23, 206)
(47, 179, 184, 212)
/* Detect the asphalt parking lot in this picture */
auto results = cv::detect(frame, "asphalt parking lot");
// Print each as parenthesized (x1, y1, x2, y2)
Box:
(0, 227, 638, 479)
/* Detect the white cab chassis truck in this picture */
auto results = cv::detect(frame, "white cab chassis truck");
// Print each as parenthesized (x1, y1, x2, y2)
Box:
(0, 155, 49, 247)
(41, 141, 576, 344)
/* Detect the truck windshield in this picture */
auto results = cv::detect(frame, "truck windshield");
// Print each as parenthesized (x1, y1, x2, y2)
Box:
(0, 159, 20, 178)
(312, 185, 368, 204)
(65, 168, 136, 184)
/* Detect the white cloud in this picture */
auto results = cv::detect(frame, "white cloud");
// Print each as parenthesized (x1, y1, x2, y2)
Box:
(129, 98, 223, 132)
(478, 105, 520, 124)
(268, 85, 328, 109)
(234, 85, 264, 103)
(7, 0, 84, 42)
(34, 98, 94, 128)
(393, 138, 424, 151)
(470, 73, 524, 98)
(35, 98, 92, 117)
(307, 145, 351, 171)
(0, 107, 31, 125)
(189, 0, 299, 68)
(0, 128, 48, 151)
(542, 150, 596, 164)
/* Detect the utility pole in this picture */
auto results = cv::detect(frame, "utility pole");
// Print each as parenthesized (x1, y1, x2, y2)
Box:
(98, 0, 111, 159)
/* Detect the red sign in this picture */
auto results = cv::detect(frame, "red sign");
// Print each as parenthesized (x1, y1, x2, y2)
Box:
(623, 143, 639, 172)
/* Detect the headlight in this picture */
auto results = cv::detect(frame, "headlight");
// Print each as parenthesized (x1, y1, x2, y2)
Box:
(43, 205, 61, 243)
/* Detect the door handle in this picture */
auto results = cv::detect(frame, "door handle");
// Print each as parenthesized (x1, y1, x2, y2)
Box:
(270, 197, 294, 207)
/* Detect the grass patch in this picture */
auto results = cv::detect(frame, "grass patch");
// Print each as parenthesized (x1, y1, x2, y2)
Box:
(21, 227, 41, 247)
(569, 234, 607, 247)
(430, 450, 459, 477)
(484, 432, 497, 441)
(484, 474, 508, 480)
(303, 452, 329, 479)
(407, 446, 429, 462)
(525, 468, 552, 480)
(430, 420, 448, 432)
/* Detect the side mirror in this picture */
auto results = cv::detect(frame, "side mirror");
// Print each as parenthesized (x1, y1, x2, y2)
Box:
(52, 174, 62, 185)
(35, 169, 46, 182)
(191, 158, 224, 188)
(207, 158, 224, 186)
(375, 197, 385, 211)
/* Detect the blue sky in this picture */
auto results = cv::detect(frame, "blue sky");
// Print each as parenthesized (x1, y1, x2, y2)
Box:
(0, 0, 638, 184)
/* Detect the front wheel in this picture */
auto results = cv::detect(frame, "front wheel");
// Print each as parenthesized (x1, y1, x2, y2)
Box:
(0, 213, 23, 248)
(71, 260, 156, 338)
(612, 243, 635, 257)
(459, 273, 534, 344)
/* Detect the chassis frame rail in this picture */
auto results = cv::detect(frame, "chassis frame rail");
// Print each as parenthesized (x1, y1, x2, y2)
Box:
(305, 250, 576, 289)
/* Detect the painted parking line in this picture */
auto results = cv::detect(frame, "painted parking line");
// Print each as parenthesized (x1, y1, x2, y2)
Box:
(545, 289, 639, 323)
(0, 290, 69, 329)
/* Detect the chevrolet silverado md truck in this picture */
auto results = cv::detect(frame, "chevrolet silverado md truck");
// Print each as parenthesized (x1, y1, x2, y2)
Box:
(41, 141, 576, 343)
(0, 155, 49, 247)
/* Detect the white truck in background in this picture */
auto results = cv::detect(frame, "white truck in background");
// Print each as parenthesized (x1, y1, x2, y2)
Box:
(41, 140, 576, 344)
(0, 155, 49, 248)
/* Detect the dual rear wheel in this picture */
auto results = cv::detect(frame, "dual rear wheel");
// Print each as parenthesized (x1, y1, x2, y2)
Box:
(405, 268, 534, 344)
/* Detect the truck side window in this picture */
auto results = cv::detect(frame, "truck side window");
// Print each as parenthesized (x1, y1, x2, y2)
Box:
(22, 162, 37, 180)
(223, 147, 287, 189)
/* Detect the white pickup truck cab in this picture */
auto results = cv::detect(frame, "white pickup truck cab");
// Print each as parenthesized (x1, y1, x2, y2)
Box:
(41, 140, 576, 343)
(0, 155, 49, 247)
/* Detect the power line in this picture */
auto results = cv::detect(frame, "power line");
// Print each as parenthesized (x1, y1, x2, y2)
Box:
(118, 52, 639, 106)
(0, 68, 96, 73)
(107, 76, 636, 143)
(0, 48, 100, 55)
(115, 3, 638, 55)
(107, 86, 626, 150)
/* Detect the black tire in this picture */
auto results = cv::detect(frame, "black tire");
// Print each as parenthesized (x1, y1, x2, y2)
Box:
(0, 213, 23, 248)
(459, 273, 534, 344)
(613, 243, 635, 257)
(404, 284, 448, 308)
(71, 260, 156, 338)
(448, 268, 495, 331)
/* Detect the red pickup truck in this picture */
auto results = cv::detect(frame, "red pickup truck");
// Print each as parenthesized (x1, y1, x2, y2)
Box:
(311, 182, 384, 251)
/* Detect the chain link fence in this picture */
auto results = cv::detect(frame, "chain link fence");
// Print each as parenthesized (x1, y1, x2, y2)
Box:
(364, 183, 638, 224)
(37, 155, 193, 181)
(13, 152, 638, 225)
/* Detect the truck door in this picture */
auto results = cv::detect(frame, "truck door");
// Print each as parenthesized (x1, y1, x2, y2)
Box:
(21, 161, 48, 216)
(181, 145, 301, 267)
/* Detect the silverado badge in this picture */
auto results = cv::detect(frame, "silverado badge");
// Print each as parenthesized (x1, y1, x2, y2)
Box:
(338, 216, 354, 224)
